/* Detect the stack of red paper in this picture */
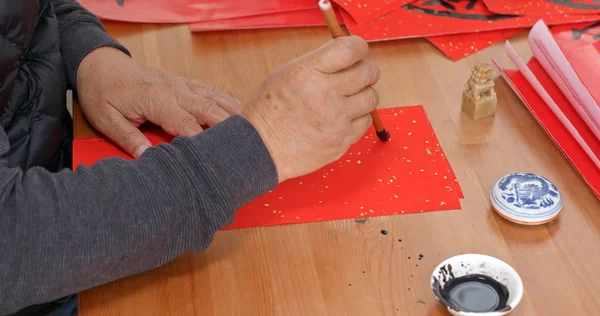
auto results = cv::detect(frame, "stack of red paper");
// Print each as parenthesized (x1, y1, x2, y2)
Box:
(494, 20, 600, 199)
(79, 0, 600, 61)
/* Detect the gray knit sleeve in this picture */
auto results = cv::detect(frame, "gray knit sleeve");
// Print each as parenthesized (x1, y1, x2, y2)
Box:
(0, 115, 278, 315)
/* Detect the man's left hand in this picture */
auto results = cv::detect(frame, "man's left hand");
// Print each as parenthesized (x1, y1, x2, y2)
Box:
(76, 47, 240, 158)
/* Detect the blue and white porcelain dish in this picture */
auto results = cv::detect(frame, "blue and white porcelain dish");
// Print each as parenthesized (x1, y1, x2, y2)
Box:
(490, 173, 562, 225)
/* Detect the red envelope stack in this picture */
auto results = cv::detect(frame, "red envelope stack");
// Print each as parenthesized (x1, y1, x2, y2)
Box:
(78, 0, 600, 61)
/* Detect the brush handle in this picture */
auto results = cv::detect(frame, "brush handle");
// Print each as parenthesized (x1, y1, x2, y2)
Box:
(319, 0, 345, 38)
(370, 110, 386, 133)
(319, 0, 388, 138)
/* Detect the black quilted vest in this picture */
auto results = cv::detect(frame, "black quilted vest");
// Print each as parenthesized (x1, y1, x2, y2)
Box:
(0, 0, 72, 172)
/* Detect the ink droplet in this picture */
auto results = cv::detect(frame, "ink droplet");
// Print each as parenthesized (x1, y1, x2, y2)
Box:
(381, 230, 388, 235)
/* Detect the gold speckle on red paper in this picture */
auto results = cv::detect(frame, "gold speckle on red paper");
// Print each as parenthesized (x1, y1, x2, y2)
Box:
(134, 106, 465, 231)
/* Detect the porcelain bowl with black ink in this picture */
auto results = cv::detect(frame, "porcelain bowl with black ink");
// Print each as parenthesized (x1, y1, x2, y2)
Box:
(431, 254, 523, 316)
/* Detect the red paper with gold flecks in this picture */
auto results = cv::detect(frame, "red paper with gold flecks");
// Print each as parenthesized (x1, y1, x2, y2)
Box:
(77, 0, 316, 23)
(224, 106, 462, 229)
(427, 28, 526, 61)
(330, 0, 410, 25)
(189, 8, 344, 32)
(73, 106, 462, 230)
(342, 0, 600, 41)
(482, 0, 600, 16)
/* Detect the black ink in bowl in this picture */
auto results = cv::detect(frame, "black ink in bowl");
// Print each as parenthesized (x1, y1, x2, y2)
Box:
(432, 254, 523, 315)
(433, 273, 511, 313)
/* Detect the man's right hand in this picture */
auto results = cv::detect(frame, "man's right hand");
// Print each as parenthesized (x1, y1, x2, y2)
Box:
(241, 36, 381, 183)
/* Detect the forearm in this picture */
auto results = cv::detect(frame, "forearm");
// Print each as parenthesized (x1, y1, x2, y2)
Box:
(51, 0, 130, 90)
(0, 116, 277, 315)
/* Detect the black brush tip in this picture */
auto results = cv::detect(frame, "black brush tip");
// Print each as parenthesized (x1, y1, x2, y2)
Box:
(376, 129, 391, 141)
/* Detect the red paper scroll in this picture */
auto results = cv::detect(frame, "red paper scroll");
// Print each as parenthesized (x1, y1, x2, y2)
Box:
(427, 28, 526, 61)
(343, 0, 600, 41)
(482, 0, 600, 15)
(330, 0, 410, 24)
(494, 58, 600, 199)
(189, 8, 344, 32)
(78, 0, 316, 23)
(73, 106, 463, 230)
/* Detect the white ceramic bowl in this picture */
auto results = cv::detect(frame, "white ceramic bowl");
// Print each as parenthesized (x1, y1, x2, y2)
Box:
(430, 254, 523, 316)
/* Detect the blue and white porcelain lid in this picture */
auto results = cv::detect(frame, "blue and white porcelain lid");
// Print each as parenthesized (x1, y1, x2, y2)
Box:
(490, 172, 563, 225)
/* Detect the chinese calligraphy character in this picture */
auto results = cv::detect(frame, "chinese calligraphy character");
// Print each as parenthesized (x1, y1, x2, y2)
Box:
(421, 0, 477, 10)
(403, 0, 515, 21)
(571, 22, 600, 40)
(547, 0, 600, 10)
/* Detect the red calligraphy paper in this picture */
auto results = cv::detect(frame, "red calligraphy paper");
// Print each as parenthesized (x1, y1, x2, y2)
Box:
(78, 0, 316, 23)
(342, 0, 600, 41)
(223, 106, 462, 229)
(188, 8, 344, 32)
(494, 58, 600, 199)
(73, 106, 463, 230)
(427, 28, 526, 61)
(330, 0, 410, 25)
(443, 154, 464, 199)
(482, 0, 600, 15)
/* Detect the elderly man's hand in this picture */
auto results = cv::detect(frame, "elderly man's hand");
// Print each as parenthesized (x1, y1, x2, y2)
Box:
(242, 36, 380, 183)
(76, 47, 240, 158)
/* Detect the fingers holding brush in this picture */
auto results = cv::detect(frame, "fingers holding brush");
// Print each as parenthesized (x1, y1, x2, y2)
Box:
(305, 36, 369, 74)
(318, 0, 390, 142)
(335, 60, 381, 96)
(345, 86, 380, 119)
(348, 113, 374, 143)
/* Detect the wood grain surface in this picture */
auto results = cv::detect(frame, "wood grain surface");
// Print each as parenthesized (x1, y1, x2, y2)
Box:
(75, 23, 600, 316)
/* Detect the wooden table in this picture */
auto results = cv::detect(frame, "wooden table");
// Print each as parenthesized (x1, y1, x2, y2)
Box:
(75, 22, 600, 316)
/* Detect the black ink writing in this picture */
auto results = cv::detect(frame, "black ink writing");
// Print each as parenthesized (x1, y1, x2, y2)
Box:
(421, 0, 477, 10)
(547, 0, 600, 10)
(402, 1, 516, 21)
(572, 21, 600, 40)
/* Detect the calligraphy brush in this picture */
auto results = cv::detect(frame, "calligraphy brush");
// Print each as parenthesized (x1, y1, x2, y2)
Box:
(318, 0, 390, 142)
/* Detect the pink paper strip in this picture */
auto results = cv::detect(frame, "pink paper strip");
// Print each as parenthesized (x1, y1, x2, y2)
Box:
(528, 20, 600, 142)
(504, 40, 600, 169)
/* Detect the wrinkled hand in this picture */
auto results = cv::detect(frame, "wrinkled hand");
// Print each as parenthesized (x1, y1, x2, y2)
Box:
(76, 47, 240, 158)
(242, 36, 380, 183)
